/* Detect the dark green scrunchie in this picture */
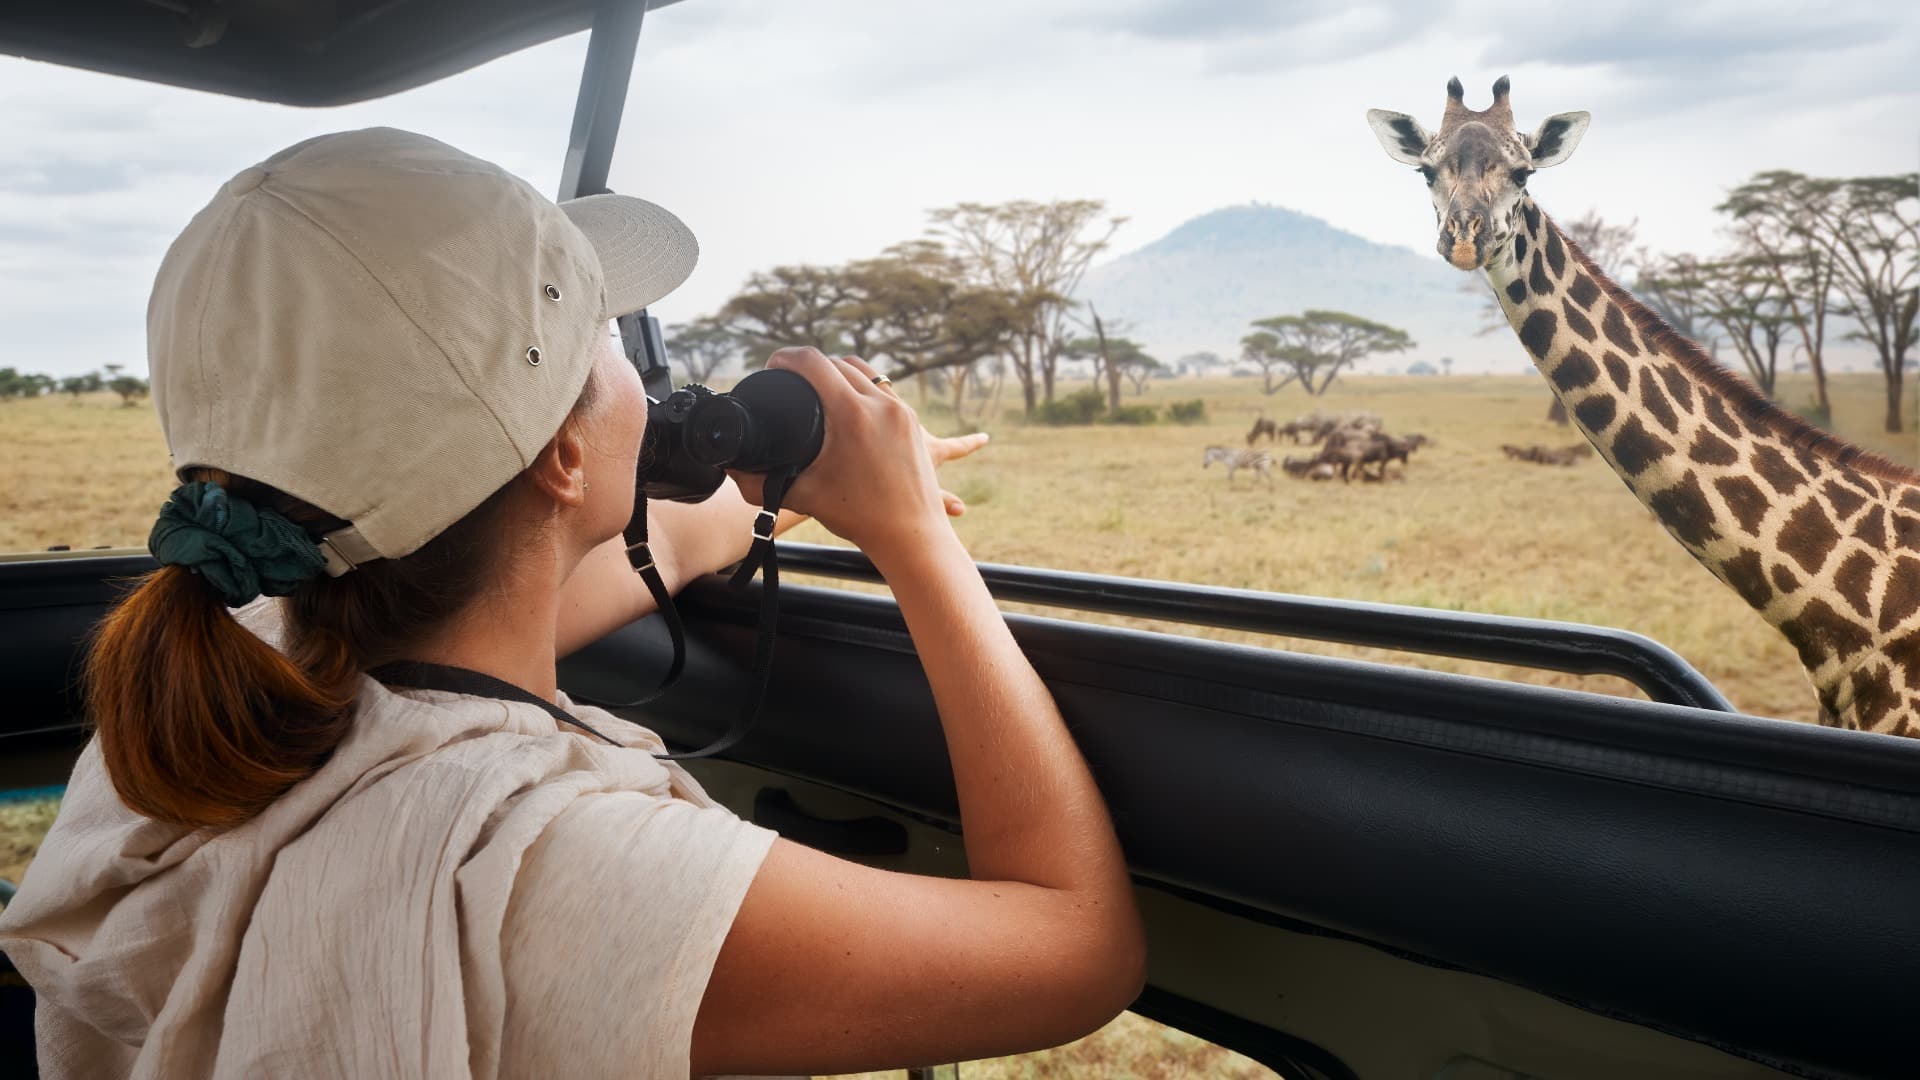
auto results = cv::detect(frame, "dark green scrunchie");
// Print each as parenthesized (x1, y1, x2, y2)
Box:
(148, 480, 327, 607)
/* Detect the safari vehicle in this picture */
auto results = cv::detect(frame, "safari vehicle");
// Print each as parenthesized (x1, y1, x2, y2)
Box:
(2, 3, 1916, 1079)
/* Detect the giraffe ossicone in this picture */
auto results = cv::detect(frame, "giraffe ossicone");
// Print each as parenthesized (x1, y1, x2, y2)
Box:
(1366, 77, 1920, 738)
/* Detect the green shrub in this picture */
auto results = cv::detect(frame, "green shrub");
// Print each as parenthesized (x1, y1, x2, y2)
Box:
(1166, 398, 1207, 425)
(1033, 387, 1106, 426)
(1104, 404, 1159, 425)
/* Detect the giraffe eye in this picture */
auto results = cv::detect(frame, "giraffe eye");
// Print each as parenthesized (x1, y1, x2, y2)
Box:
(1419, 166, 1438, 187)
(1512, 168, 1533, 187)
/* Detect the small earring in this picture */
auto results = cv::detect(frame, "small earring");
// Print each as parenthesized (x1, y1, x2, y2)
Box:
(582, 479, 591, 492)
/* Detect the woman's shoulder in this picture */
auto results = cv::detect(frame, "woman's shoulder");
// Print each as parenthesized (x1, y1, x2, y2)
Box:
(221, 596, 719, 811)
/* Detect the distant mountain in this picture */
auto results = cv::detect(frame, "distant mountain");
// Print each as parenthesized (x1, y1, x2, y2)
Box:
(1077, 204, 1518, 374)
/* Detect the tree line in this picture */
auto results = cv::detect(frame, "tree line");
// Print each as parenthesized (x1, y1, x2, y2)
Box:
(669, 201, 1135, 424)
(673, 198, 1427, 418)
(1478, 170, 1917, 434)
(0, 365, 149, 405)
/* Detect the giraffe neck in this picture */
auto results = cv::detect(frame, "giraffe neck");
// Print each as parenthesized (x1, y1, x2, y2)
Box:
(1486, 197, 1920, 734)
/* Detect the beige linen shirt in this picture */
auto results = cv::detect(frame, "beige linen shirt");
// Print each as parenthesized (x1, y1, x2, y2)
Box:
(0, 600, 783, 1079)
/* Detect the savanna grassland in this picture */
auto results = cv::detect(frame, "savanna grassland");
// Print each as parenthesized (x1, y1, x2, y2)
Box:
(11, 373, 1914, 721)
(1, 372, 1913, 1079)
(784, 370, 1915, 727)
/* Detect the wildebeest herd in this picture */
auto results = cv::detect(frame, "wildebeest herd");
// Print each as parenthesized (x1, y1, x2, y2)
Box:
(1200, 409, 1597, 490)
(1206, 410, 1430, 488)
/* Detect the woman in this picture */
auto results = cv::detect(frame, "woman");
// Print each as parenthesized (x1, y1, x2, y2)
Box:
(0, 128, 1144, 1078)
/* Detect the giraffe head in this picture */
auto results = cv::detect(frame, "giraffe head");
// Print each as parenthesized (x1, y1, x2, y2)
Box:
(1367, 77, 1590, 271)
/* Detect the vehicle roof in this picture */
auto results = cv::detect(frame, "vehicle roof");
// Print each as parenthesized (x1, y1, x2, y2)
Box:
(0, 0, 689, 106)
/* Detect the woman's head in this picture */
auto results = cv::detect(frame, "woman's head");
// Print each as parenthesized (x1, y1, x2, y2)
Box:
(148, 127, 691, 570)
(88, 129, 691, 828)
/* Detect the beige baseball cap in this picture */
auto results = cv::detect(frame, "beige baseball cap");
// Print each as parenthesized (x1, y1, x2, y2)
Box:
(148, 127, 696, 574)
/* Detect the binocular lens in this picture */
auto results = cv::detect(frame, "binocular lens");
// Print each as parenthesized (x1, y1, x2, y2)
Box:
(689, 399, 749, 467)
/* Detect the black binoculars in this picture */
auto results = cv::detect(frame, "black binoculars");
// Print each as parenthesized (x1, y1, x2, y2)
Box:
(635, 368, 826, 503)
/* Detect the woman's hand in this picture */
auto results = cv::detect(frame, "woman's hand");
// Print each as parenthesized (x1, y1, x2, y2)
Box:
(731, 349, 989, 560)
(925, 426, 991, 517)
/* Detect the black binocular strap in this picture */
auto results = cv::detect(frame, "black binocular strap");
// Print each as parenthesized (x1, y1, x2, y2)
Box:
(572, 467, 799, 761)
(373, 471, 797, 761)
(653, 465, 797, 760)
(370, 660, 624, 746)
(607, 492, 688, 706)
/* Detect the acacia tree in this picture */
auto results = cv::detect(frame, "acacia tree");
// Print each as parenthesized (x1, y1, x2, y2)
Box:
(107, 374, 149, 406)
(0, 369, 58, 400)
(849, 241, 1022, 415)
(1821, 176, 1917, 433)
(847, 242, 962, 397)
(1178, 351, 1224, 378)
(927, 286, 1022, 423)
(1237, 331, 1296, 395)
(719, 264, 855, 359)
(1719, 171, 1842, 415)
(60, 372, 104, 401)
(664, 318, 746, 384)
(928, 199, 1125, 415)
(1064, 311, 1160, 411)
(1636, 252, 1718, 346)
(1694, 254, 1792, 398)
(1118, 348, 1165, 394)
(1251, 310, 1414, 396)
(713, 239, 1024, 420)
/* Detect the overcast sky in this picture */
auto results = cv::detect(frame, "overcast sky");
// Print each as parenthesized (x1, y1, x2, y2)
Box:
(2, 0, 1915, 377)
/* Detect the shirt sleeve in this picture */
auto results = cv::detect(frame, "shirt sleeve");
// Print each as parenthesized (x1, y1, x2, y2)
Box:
(497, 790, 779, 1079)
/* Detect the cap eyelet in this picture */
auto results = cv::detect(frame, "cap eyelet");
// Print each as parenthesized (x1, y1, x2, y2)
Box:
(544, 284, 562, 302)
(526, 346, 543, 366)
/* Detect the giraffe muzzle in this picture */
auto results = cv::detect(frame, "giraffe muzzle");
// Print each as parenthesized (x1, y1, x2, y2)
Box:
(1439, 211, 1485, 271)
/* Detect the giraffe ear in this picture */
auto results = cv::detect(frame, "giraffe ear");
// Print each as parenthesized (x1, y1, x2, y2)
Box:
(1367, 109, 1432, 166)
(1529, 111, 1591, 168)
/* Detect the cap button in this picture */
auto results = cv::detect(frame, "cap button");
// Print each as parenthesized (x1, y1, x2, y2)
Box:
(227, 167, 268, 195)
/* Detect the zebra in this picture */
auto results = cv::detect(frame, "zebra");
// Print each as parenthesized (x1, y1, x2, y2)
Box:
(1202, 445, 1274, 489)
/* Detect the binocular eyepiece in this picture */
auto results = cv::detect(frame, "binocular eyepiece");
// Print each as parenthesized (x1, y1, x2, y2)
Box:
(636, 368, 826, 503)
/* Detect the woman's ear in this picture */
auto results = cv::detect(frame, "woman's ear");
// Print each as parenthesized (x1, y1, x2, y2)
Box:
(530, 422, 590, 509)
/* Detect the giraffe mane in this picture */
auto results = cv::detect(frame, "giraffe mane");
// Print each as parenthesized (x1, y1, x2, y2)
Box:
(1550, 216, 1920, 488)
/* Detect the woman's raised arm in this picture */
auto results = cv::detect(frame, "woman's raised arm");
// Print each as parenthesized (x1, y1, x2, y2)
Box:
(688, 349, 1144, 1075)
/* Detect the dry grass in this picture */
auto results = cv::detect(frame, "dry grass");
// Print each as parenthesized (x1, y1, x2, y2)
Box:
(828, 1011, 1280, 1079)
(0, 798, 60, 892)
(788, 371, 1916, 727)
(0, 392, 175, 553)
(1, 373, 1913, 1076)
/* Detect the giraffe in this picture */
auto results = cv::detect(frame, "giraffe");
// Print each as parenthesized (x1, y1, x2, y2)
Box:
(1366, 77, 1920, 737)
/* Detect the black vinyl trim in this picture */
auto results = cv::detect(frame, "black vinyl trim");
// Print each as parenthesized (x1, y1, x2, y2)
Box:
(778, 542, 1733, 712)
(0, 1, 693, 108)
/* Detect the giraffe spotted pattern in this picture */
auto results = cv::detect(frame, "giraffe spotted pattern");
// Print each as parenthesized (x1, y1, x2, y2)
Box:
(1492, 202, 1920, 735)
